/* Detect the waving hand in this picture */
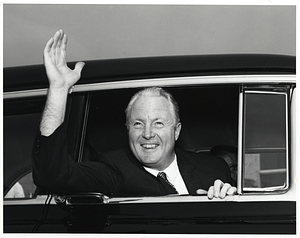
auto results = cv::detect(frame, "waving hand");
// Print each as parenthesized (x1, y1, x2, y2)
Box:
(40, 30, 85, 136)
(44, 29, 84, 91)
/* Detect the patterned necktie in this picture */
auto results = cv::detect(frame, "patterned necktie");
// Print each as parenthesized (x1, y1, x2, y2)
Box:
(157, 172, 178, 194)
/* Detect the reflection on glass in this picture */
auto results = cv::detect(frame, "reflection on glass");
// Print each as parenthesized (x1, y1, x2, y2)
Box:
(5, 182, 25, 198)
(243, 91, 288, 191)
(5, 172, 37, 199)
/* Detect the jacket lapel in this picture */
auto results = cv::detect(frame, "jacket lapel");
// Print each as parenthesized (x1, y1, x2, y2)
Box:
(124, 148, 176, 195)
(176, 149, 199, 195)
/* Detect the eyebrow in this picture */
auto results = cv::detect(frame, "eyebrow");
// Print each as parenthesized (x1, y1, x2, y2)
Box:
(131, 117, 168, 123)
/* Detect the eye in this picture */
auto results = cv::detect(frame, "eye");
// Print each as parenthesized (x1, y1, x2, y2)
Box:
(154, 121, 164, 128)
(133, 121, 143, 129)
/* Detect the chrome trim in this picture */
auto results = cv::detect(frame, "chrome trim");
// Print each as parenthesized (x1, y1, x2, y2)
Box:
(245, 147, 286, 152)
(237, 89, 244, 195)
(3, 195, 56, 205)
(77, 96, 91, 162)
(242, 89, 290, 193)
(4, 88, 48, 99)
(290, 87, 296, 190)
(4, 75, 295, 99)
(259, 169, 286, 175)
(243, 186, 288, 193)
(65, 193, 110, 206)
(245, 90, 290, 95)
(285, 89, 290, 191)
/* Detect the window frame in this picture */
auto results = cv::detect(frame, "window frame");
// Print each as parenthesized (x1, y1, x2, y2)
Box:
(238, 85, 292, 195)
(76, 77, 295, 200)
(3, 75, 296, 204)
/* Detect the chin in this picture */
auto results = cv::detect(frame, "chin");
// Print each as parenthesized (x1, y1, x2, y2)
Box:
(140, 155, 160, 164)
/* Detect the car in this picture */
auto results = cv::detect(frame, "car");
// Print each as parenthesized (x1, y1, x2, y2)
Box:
(3, 54, 296, 234)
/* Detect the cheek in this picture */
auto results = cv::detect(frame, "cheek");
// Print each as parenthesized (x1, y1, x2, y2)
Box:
(128, 130, 140, 144)
(159, 130, 176, 144)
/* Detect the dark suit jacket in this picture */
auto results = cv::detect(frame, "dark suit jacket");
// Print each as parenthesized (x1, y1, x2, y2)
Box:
(33, 123, 231, 197)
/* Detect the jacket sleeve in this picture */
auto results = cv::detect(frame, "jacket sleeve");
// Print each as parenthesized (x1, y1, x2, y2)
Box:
(32, 122, 122, 196)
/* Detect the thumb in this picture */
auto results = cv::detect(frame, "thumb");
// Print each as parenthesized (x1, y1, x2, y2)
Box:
(227, 186, 237, 196)
(74, 61, 85, 75)
(196, 189, 208, 195)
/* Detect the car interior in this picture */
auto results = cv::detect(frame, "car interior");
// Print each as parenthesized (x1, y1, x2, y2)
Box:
(83, 86, 239, 185)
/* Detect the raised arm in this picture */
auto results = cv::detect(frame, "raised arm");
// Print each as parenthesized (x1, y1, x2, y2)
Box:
(40, 29, 85, 136)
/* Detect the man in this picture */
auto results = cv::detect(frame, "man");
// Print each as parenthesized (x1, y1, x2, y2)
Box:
(33, 29, 236, 199)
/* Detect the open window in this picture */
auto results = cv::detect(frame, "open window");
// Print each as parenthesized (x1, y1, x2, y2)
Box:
(81, 84, 293, 199)
(82, 86, 239, 195)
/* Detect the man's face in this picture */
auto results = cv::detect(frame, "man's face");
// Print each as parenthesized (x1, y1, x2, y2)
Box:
(128, 94, 181, 171)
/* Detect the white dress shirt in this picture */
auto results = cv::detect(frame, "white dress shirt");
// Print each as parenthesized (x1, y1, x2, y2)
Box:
(144, 155, 189, 194)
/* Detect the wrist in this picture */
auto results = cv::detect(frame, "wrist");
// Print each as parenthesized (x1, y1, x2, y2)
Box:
(48, 85, 70, 95)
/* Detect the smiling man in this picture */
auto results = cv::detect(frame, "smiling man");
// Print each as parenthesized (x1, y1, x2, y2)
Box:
(126, 88, 181, 171)
(33, 29, 236, 199)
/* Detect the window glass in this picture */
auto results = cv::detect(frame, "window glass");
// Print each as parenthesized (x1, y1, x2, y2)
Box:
(5, 172, 36, 199)
(243, 91, 288, 191)
(4, 98, 45, 199)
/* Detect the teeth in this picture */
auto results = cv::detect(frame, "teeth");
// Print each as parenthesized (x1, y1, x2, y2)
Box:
(141, 144, 157, 149)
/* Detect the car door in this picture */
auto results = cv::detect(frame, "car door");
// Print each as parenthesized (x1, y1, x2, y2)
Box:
(59, 79, 296, 234)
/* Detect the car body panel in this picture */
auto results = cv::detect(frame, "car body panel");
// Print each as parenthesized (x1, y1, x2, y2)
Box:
(3, 54, 296, 93)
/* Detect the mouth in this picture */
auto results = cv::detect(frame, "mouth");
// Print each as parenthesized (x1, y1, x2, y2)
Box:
(140, 143, 159, 149)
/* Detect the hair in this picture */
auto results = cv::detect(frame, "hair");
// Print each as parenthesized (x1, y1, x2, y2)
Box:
(125, 87, 180, 126)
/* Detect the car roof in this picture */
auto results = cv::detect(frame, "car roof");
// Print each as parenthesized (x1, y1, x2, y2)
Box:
(4, 54, 296, 92)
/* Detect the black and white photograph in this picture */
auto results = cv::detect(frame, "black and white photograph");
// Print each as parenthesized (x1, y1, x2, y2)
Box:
(3, 2, 297, 235)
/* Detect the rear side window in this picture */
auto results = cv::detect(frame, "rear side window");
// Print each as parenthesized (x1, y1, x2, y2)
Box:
(242, 87, 290, 192)
(4, 98, 45, 199)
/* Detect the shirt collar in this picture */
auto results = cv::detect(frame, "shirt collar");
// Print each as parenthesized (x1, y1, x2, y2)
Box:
(144, 154, 178, 182)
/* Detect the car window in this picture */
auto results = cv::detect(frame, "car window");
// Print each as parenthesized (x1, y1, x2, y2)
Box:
(4, 98, 45, 199)
(82, 86, 239, 193)
(242, 87, 290, 192)
(83, 86, 239, 156)
(82, 85, 293, 198)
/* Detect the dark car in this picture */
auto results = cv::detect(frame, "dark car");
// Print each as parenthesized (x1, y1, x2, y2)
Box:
(4, 54, 296, 234)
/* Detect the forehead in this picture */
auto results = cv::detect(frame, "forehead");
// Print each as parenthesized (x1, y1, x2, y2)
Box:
(130, 95, 172, 118)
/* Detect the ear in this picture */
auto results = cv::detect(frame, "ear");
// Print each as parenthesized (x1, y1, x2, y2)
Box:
(125, 123, 130, 131)
(174, 123, 182, 141)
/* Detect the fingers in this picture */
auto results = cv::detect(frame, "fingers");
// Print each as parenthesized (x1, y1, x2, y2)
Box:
(207, 179, 222, 199)
(61, 33, 68, 52)
(196, 189, 208, 195)
(227, 186, 237, 196)
(56, 30, 67, 56)
(207, 186, 214, 199)
(43, 30, 69, 69)
(44, 37, 54, 55)
(207, 179, 237, 200)
(55, 30, 66, 60)
(44, 29, 65, 57)
(52, 29, 63, 50)
(219, 183, 232, 198)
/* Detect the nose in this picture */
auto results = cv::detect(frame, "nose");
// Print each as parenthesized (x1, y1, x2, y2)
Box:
(142, 124, 155, 140)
